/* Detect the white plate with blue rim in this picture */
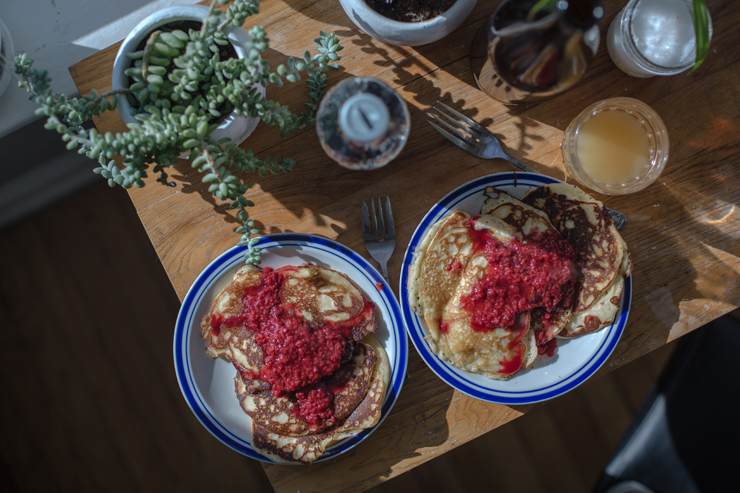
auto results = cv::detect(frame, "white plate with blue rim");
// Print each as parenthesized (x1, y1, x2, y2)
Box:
(174, 233, 408, 463)
(399, 172, 631, 405)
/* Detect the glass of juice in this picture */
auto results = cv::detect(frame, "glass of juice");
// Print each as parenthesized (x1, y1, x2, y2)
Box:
(562, 97, 669, 195)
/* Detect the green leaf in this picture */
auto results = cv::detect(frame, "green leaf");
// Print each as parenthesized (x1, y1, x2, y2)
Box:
(147, 74, 164, 85)
(527, 0, 557, 21)
(689, 0, 711, 74)
(160, 32, 185, 49)
(197, 121, 209, 138)
(153, 42, 179, 58)
(148, 65, 167, 76)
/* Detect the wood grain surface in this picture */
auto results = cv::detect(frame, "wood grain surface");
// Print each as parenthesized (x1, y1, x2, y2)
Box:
(68, 0, 740, 491)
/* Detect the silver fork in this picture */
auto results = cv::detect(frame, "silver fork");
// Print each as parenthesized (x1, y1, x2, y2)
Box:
(362, 195, 396, 283)
(428, 101, 627, 231)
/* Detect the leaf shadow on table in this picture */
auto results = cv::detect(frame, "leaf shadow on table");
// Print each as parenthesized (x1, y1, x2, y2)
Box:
(341, 30, 488, 116)
(338, 29, 559, 174)
(281, 0, 356, 29)
(165, 28, 558, 243)
(165, 157, 244, 222)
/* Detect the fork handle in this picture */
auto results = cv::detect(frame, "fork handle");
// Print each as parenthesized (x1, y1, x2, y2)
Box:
(502, 154, 538, 174)
(380, 262, 390, 284)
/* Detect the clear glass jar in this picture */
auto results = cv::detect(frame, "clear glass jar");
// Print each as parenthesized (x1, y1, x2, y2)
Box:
(607, 0, 712, 77)
(562, 98, 669, 195)
(470, 0, 603, 105)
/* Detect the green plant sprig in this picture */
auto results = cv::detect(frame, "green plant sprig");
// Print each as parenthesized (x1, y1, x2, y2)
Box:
(527, 0, 558, 21)
(690, 0, 710, 73)
(15, 0, 342, 265)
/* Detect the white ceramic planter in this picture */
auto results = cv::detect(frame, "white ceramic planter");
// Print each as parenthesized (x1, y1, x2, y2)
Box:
(0, 17, 15, 100)
(112, 5, 264, 146)
(338, 0, 477, 46)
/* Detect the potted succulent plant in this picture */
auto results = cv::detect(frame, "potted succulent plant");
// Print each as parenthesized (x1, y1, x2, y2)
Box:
(338, 0, 477, 46)
(111, 4, 264, 148)
(12, 0, 342, 264)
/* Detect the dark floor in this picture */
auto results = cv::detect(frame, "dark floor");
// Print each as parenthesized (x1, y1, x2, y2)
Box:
(0, 181, 693, 492)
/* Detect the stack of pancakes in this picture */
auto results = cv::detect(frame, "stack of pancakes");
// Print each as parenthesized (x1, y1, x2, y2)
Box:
(201, 264, 390, 463)
(522, 184, 632, 337)
(408, 183, 631, 380)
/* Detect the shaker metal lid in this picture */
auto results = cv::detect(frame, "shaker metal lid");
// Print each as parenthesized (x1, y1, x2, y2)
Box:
(338, 93, 390, 143)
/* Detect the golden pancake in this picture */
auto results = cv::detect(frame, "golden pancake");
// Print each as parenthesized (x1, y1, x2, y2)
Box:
(442, 264, 537, 379)
(522, 183, 632, 336)
(559, 275, 625, 337)
(201, 263, 388, 463)
(280, 265, 378, 341)
(408, 211, 480, 340)
(481, 186, 556, 240)
(201, 264, 263, 373)
(482, 186, 574, 346)
(251, 336, 390, 464)
(201, 263, 378, 375)
(234, 342, 378, 436)
(409, 210, 539, 380)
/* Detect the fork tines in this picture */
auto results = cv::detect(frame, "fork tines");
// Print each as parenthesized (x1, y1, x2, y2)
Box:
(362, 195, 395, 240)
(362, 195, 396, 282)
(428, 101, 487, 152)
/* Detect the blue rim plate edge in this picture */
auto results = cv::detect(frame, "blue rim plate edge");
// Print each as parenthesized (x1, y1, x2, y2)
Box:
(398, 173, 632, 405)
(173, 233, 409, 463)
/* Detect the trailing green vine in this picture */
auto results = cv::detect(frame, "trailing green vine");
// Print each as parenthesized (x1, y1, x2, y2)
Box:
(13, 0, 342, 265)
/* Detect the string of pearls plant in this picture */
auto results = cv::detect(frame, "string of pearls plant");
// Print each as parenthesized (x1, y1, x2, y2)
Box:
(13, 0, 342, 265)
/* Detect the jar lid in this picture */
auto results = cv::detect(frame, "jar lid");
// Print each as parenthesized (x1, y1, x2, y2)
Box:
(338, 93, 390, 143)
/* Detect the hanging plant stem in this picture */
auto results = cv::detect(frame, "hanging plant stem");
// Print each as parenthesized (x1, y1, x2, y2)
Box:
(13, 0, 343, 265)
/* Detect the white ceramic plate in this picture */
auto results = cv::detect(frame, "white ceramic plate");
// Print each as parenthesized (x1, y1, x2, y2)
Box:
(174, 233, 408, 463)
(399, 172, 631, 404)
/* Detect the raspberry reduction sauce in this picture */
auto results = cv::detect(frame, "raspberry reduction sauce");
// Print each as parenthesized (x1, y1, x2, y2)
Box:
(210, 267, 374, 427)
(462, 220, 577, 332)
(437, 220, 576, 375)
(293, 384, 334, 426)
(537, 338, 558, 357)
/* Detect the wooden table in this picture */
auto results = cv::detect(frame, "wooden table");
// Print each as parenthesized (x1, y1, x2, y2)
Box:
(69, 0, 740, 491)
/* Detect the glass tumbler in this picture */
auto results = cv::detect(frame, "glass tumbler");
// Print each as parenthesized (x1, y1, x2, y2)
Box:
(607, 0, 712, 77)
(469, 0, 603, 105)
(562, 98, 669, 195)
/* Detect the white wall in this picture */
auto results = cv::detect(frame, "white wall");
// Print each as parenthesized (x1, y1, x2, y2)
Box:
(0, 0, 199, 138)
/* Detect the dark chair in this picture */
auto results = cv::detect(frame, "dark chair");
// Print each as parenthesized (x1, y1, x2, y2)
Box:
(594, 314, 740, 493)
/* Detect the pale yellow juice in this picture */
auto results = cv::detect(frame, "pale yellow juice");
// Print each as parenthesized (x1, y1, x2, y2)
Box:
(576, 110, 651, 185)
